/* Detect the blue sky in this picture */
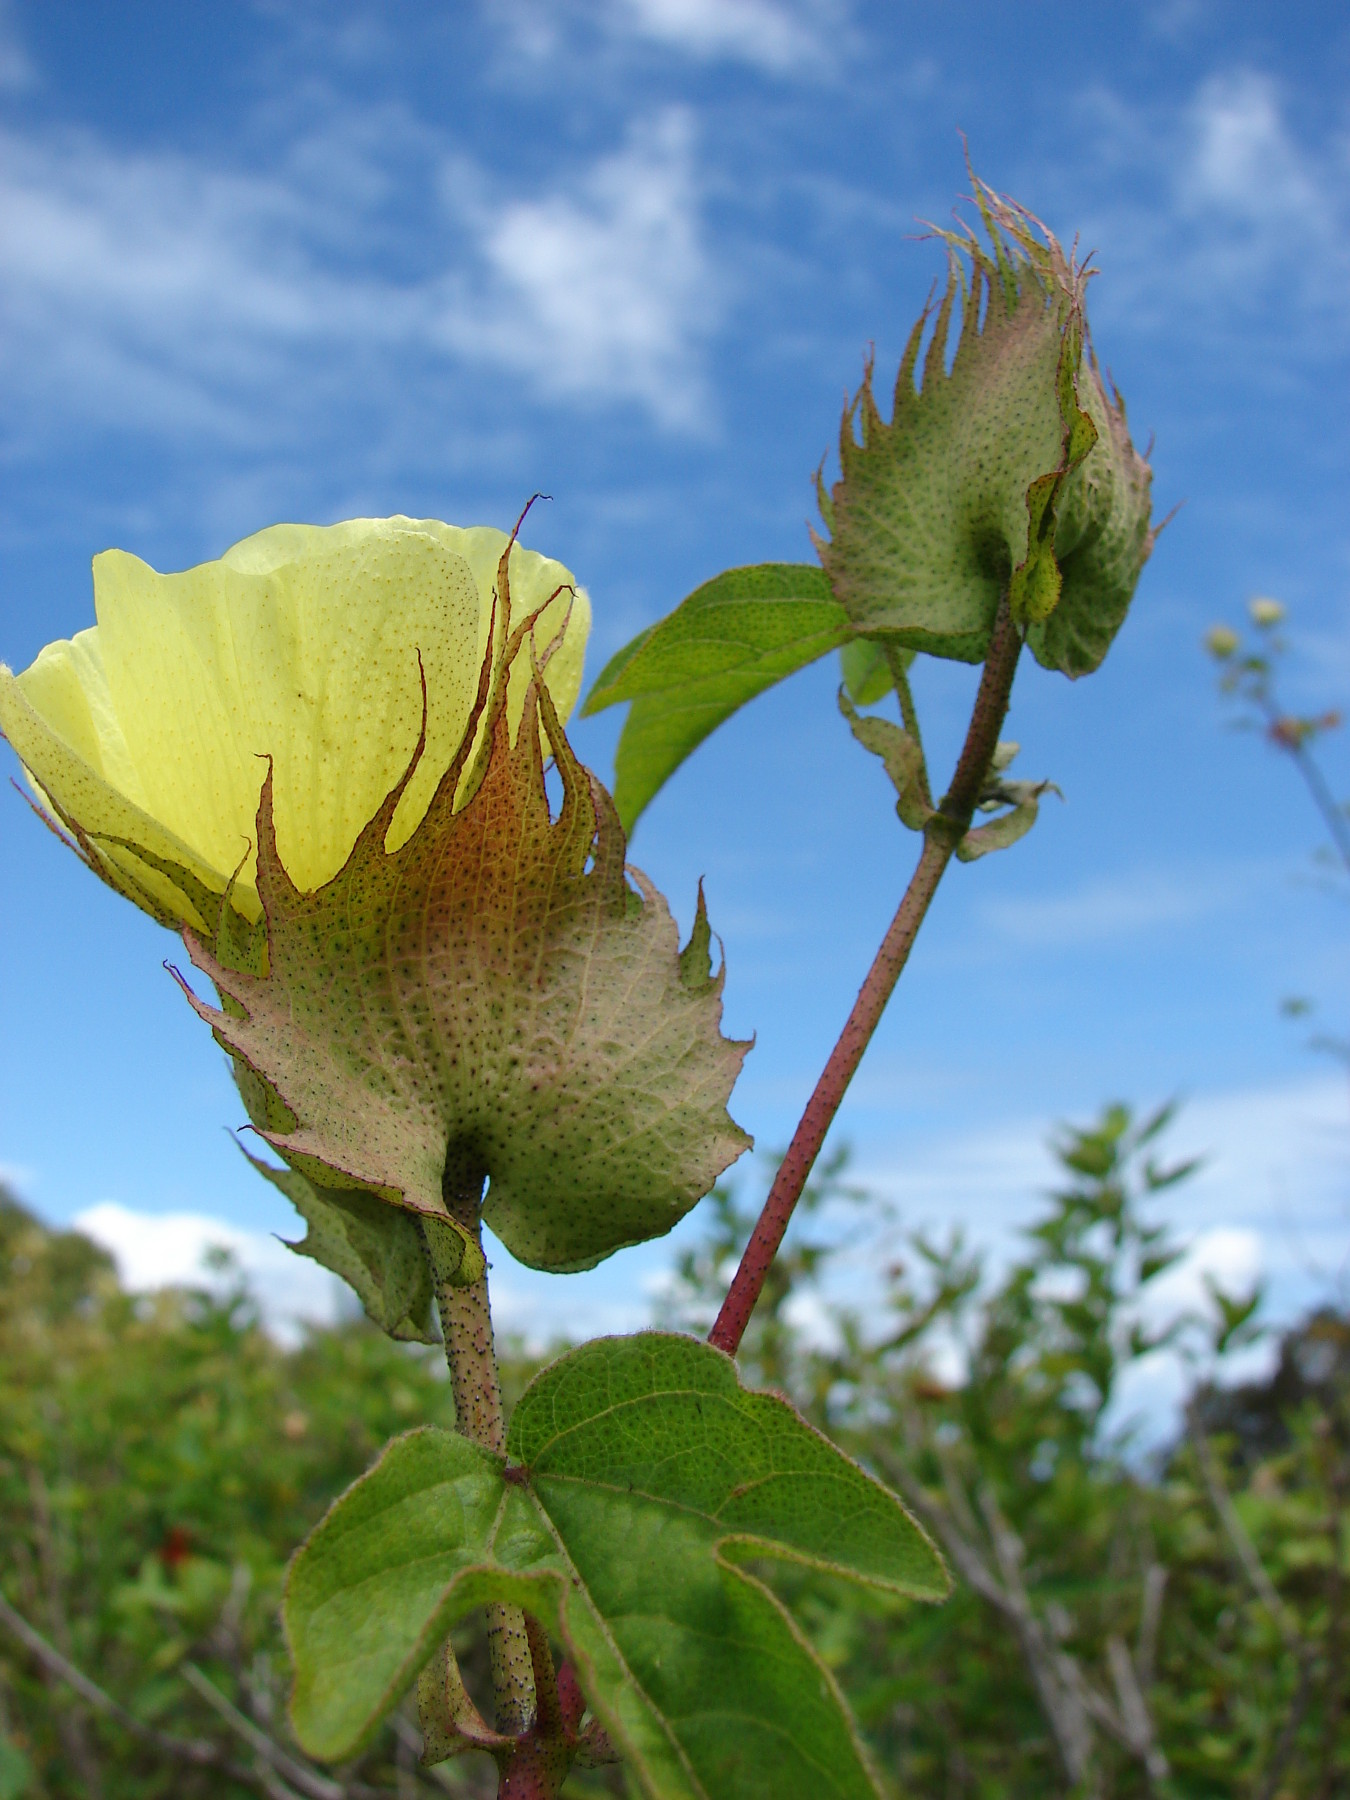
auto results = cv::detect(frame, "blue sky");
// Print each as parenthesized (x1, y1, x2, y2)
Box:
(1, 0, 1348, 1370)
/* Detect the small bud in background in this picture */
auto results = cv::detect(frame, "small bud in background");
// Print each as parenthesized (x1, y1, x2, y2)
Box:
(1249, 596, 1286, 628)
(1205, 625, 1239, 659)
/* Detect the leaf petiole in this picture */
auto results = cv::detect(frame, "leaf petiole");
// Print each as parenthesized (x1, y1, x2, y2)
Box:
(885, 645, 933, 810)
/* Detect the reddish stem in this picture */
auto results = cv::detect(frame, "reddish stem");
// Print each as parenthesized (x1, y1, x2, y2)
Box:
(493, 1627, 582, 1799)
(499, 1733, 569, 1800)
(709, 598, 1022, 1356)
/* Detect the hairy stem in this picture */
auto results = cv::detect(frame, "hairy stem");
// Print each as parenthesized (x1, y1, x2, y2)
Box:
(494, 1623, 573, 1799)
(422, 1157, 535, 1741)
(710, 598, 1022, 1356)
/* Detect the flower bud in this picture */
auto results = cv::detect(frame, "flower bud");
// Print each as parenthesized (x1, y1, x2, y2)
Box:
(1205, 625, 1240, 659)
(1248, 596, 1286, 628)
(817, 178, 1157, 677)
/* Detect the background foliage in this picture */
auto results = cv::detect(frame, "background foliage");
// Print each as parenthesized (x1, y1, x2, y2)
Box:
(3, 1116, 1347, 1798)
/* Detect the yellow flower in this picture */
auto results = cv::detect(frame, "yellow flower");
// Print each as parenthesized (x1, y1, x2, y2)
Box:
(0, 516, 590, 932)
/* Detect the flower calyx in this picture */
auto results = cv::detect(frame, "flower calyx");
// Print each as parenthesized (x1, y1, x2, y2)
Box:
(177, 537, 751, 1282)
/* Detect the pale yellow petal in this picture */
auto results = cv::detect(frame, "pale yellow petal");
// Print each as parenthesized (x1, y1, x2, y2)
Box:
(3, 516, 590, 923)
(0, 659, 232, 927)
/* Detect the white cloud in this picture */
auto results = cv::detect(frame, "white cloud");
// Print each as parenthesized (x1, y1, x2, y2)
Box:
(74, 1200, 343, 1343)
(1145, 0, 1210, 41)
(486, 1241, 652, 1348)
(977, 862, 1264, 947)
(1071, 69, 1350, 339)
(610, 0, 838, 72)
(1150, 1223, 1264, 1313)
(849, 1073, 1350, 1316)
(0, 103, 721, 450)
(500, 0, 848, 74)
(828, 1075, 1348, 1447)
(50, 1070, 1346, 1427)
(0, 127, 369, 443)
(1181, 71, 1323, 227)
(66, 1199, 653, 1352)
(435, 110, 719, 431)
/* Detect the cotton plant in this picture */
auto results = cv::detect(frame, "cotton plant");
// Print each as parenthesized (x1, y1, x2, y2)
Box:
(0, 175, 1159, 1800)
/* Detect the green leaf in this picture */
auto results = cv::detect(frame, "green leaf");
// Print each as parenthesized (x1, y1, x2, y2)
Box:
(581, 564, 851, 830)
(955, 781, 1052, 861)
(232, 1052, 438, 1341)
(285, 1333, 948, 1796)
(954, 743, 1059, 862)
(837, 691, 932, 832)
(181, 629, 750, 1276)
(838, 639, 911, 707)
(955, 804, 1035, 860)
(817, 181, 1155, 674)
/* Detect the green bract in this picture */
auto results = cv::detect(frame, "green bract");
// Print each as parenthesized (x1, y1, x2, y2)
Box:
(818, 181, 1156, 673)
(285, 1333, 948, 1795)
(180, 544, 751, 1281)
(3, 517, 749, 1296)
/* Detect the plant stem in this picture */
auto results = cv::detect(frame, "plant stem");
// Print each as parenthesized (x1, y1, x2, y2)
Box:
(886, 646, 933, 810)
(1250, 678, 1350, 880)
(496, 1623, 573, 1799)
(422, 1157, 535, 1740)
(1289, 735, 1350, 880)
(709, 598, 1022, 1356)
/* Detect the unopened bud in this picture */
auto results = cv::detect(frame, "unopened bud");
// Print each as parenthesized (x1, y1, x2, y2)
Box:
(1205, 625, 1239, 659)
(817, 177, 1156, 678)
(1248, 596, 1285, 628)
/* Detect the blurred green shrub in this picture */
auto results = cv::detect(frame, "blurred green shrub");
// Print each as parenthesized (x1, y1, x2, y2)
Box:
(3, 1120, 1348, 1799)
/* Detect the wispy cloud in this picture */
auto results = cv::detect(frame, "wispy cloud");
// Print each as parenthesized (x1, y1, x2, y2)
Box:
(435, 110, 720, 431)
(0, 99, 722, 455)
(608, 0, 844, 72)
(837, 1073, 1348, 1441)
(69, 1198, 649, 1350)
(1067, 69, 1350, 343)
(0, 0, 33, 94)
(853, 1073, 1350, 1309)
(976, 858, 1273, 948)
(499, 0, 850, 75)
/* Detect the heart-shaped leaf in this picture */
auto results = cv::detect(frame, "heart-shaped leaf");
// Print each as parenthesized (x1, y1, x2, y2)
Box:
(582, 564, 851, 830)
(285, 1333, 948, 1797)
